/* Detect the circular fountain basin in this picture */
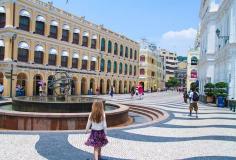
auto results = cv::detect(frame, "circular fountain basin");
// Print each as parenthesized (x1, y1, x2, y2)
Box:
(12, 96, 106, 113)
(0, 96, 129, 130)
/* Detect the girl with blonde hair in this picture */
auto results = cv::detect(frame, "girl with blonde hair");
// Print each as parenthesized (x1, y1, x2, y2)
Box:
(85, 101, 108, 160)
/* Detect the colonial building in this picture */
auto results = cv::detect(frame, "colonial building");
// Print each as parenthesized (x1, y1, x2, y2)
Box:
(0, 0, 139, 97)
(175, 60, 187, 89)
(139, 39, 165, 92)
(159, 49, 178, 82)
(187, 31, 200, 91)
(199, 0, 236, 99)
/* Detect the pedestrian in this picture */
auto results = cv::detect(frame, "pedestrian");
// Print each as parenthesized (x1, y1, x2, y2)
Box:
(39, 85, 43, 96)
(110, 86, 113, 98)
(85, 101, 108, 160)
(131, 86, 135, 99)
(189, 89, 199, 118)
(0, 82, 4, 98)
(183, 90, 188, 103)
(138, 84, 143, 100)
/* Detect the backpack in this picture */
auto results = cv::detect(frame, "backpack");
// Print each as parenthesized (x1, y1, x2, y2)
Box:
(192, 92, 199, 101)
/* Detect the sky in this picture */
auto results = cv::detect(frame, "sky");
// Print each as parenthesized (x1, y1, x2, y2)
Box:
(42, 0, 201, 56)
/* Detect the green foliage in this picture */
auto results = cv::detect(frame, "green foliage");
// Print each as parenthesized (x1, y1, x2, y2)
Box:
(177, 56, 187, 62)
(214, 82, 228, 98)
(166, 77, 180, 88)
(204, 83, 215, 96)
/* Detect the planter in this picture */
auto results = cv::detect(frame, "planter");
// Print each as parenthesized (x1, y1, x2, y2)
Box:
(217, 96, 225, 107)
(206, 96, 214, 103)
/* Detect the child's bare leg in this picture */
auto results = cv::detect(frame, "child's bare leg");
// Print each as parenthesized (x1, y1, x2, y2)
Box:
(94, 147, 99, 160)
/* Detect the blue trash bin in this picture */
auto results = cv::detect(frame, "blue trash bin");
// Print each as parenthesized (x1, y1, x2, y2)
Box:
(217, 96, 225, 107)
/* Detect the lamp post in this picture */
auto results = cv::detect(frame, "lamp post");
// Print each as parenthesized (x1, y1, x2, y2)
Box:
(215, 28, 229, 40)
(10, 33, 17, 98)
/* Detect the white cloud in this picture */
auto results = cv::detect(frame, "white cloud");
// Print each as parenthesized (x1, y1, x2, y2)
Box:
(158, 28, 197, 56)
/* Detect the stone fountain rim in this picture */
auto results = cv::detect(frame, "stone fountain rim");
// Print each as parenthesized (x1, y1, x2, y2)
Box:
(0, 102, 129, 118)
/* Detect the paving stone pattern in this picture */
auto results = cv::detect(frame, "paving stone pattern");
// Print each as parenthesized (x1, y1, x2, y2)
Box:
(0, 92, 235, 160)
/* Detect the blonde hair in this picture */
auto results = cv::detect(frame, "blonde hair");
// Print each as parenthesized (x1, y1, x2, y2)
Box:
(90, 101, 104, 123)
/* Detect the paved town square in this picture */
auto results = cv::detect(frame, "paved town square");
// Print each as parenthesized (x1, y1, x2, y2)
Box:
(0, 92, 235, 160)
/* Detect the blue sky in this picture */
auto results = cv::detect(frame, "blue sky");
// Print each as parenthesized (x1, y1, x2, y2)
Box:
(43, 0, 201, 56)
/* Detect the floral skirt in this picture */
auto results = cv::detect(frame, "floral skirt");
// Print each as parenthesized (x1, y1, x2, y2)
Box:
(85, 130, 108, 148)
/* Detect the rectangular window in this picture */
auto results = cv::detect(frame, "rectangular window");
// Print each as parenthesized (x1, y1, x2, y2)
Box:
(17, 48, 28, 62)
(0, 13, 6, 28)
(35, 21, 45, 35)
(0, 47, 4, 60)
(19, 16, 30, 31)
(90, 61, 95, 71)
(91, 39, 96, 49)
(72, 58, 78, 68)
(48, 54, 56, 66)
(61, 56, 68, 67)
(82, 60, 87, 70)
(72, 33, 79, 44)
(82, 37, 88, 47)
(34, 51, 43, 64)
(62, 29, 69, 42)
(50, 26, 58, 39)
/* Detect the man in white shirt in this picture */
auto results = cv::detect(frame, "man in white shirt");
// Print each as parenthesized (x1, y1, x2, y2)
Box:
(189, 89, 199, 118)
(0, 83, 4, 98)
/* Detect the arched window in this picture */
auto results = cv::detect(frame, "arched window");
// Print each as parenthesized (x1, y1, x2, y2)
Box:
(91, 35, 97, 49)
(48, 48, 57, 66)
(82, 55, 88, 70)
(107, 60, 111, 72)
(113, 61, 117, 73)
(125, 64, 128, 75)
(119, 62, 123, 74)
(82, 32, 89, 47)
(101, 38, 106, 51)
(108, 40, 112, 53)
(134, 50, 137, 60)
(114, 43, 118, 55)
(61, 51, 68, 67)
(100, 58, 105, 72)
(0, 40, 5, 60)
(120, 45, 123, 57)
(140, 55, 145, 62)
(49, 20, 58, 39)
(0, 7, 6, 28)
(72, 53, 79, 68)
(35, 15, 45, 35)
(62, 24, 70, 42)
(72, 28, 80, 44)
(191, 69, 198, 78)
(19, 10, 30, 31)
(140, 69, 145, 75)
(191, 56, 198, 65)
(130, 48, 133, 59)
(129, 65, 132, 75)
(125, 47, 128, 58)
(34, 45, 44, 64)
(18, 41, 29, 62)
(134, 66, 136, 76)
(90, 57, 96, 71)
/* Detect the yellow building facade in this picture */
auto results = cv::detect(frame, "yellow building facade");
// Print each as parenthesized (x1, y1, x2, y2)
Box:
(0, 0, 139, 97)
(139, 40, 164, 92)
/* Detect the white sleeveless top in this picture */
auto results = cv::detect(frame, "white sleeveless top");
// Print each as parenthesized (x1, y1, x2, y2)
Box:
(85, 113, 107, 134)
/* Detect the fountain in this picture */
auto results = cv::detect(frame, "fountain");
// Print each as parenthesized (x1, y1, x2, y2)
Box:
(0, 71, 130, 130)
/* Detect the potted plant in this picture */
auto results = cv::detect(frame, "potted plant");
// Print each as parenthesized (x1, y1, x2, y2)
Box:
(204, 83, 215, 103)
(214, 82, 228, 107)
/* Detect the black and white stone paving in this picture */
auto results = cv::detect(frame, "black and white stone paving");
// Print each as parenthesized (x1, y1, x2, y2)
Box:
(0, 92, 235, 160)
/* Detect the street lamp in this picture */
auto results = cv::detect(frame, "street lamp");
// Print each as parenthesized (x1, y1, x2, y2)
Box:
(215, 28, 229, 40)
(10, 33, 17, 98)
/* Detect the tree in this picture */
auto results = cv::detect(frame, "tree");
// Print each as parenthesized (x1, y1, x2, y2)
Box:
(166, 77, 180, 88)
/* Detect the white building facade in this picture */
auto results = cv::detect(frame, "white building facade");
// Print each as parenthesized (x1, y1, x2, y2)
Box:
(199, 0, 236, 99)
